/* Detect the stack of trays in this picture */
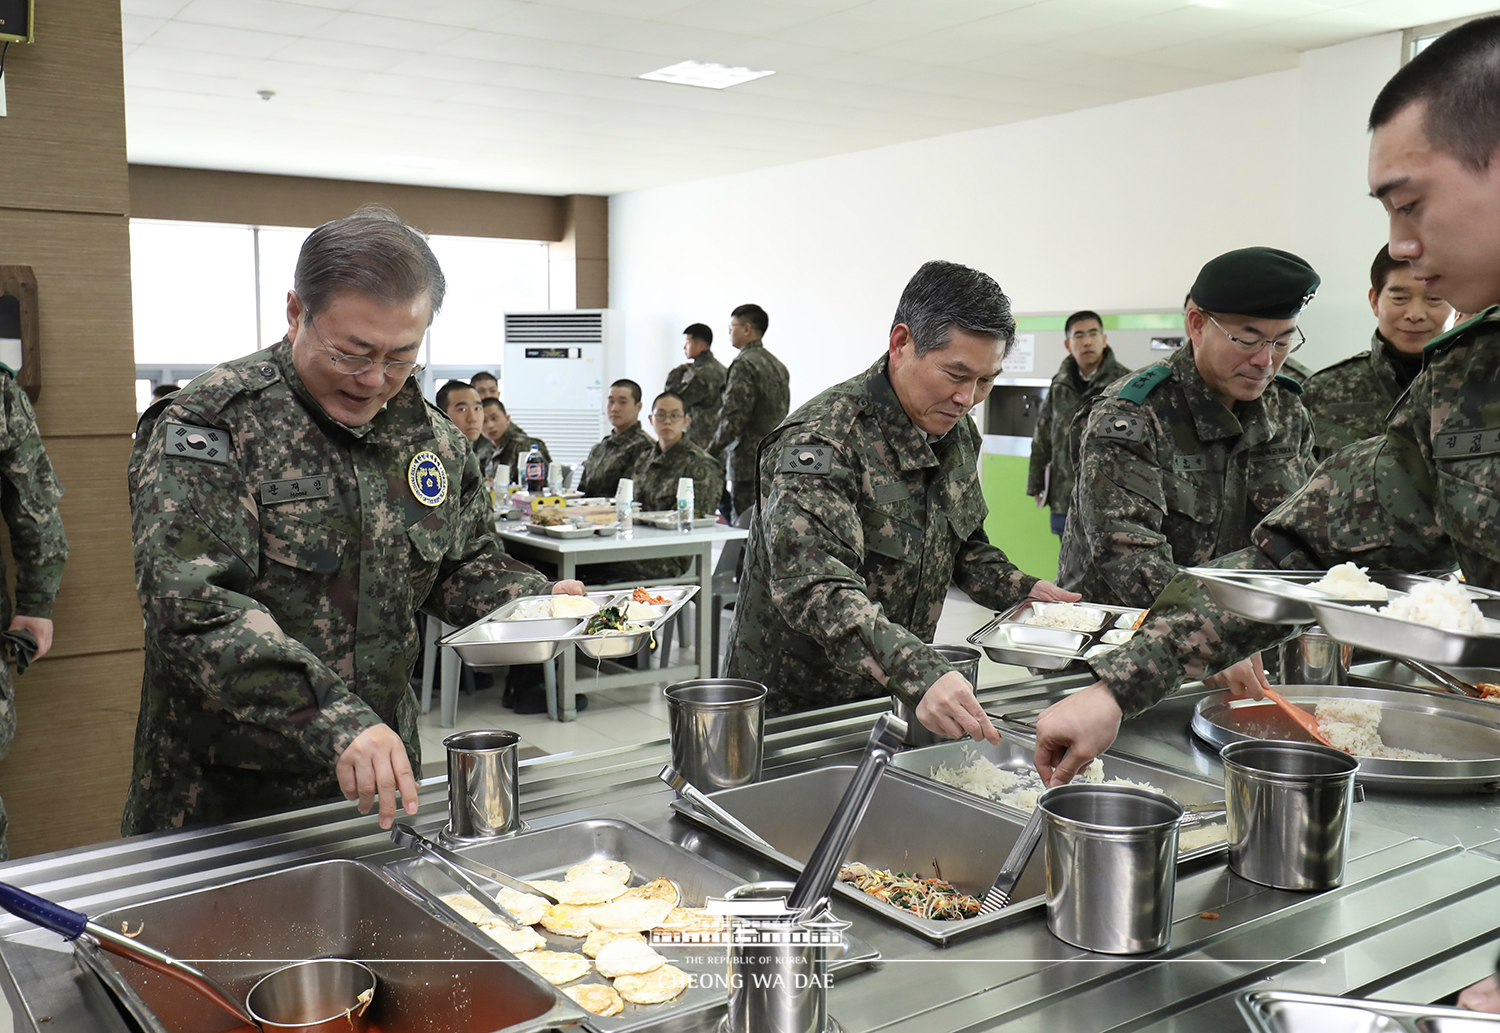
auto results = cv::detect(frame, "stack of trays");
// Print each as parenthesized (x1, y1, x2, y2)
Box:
(967, 600, 1146, 670)
(439, 587, 698, 665)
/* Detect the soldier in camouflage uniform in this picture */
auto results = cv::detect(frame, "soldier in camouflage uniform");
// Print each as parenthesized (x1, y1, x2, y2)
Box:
(125, 208, 581, 835)
(0, 370, 67, 861)
(707, 305, 790, 521)
(1033, 17, 1500, 854)
(1057, 247, 1320, 610)
(577, 380, 656, 499)
(482, 399, 551, 483)
(665, 323, 728, 451)
(1302, 246, 1451, 458)
(725, 262, 1077, 741)
(1027, 310, 1132, 536)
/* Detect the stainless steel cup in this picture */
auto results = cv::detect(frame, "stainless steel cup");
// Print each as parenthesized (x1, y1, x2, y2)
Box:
(246, 958, 376, 1033)
(720, 880, 838, 1033)
(1038, 784, 1183, 954)
(1221, 740, 1359, 891)
(665, 680, 767, 792)
(894, 645, 982, 748)
(1277, 626, 1351, 686)
(443, 729, 522, 841)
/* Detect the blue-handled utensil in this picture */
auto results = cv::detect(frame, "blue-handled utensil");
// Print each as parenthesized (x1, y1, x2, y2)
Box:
(0, 879, 260, 1028)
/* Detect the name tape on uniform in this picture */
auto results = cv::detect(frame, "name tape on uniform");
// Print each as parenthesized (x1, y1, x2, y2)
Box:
(1434, 426, 1500, 459)
(779, 444, 832, 474)
(259, 476, 331, 504)
(162, 420, 233, 466)
(1173, 454, 1207, 473)
(1249, 444, 1300, 463)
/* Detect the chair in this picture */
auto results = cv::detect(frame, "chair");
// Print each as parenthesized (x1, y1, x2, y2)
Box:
(707, 508, 755, 677)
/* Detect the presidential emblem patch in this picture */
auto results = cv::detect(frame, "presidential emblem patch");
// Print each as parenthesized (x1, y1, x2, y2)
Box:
(408, 451, 448, 507)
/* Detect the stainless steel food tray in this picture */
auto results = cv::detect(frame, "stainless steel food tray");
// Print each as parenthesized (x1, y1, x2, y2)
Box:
(1192, 685, 1500, 792)
(890, 738, 1230, 861)
(89, 858, 587, 1033)
(440, 587, 700, 666)
(967, 599, 1146, 670)
(1308, 594, 1500, 667)
(670, 765, 1054, 945)
(1237, 989, 1500, 1032)
(386, 816, 878, 1033)
(1186, 566, 1500, 628)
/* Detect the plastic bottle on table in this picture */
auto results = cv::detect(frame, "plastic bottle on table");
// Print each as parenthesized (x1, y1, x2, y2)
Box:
(616, 478, 634, 539)
(676, 477, 694, 534)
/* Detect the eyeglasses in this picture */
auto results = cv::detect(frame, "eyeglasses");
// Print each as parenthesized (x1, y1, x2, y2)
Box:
(1205, 314, 1305, 355)
(307, 314, 426, 379)
(652, 411, 686, 424)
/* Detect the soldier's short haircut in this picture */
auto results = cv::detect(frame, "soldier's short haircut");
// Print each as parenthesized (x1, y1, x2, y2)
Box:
(682, 323, 713, 345)
(612, 378, 643, 405)
(730, 304, 769, 336)
(652, 391, 684, 410)
(891, 260, 1016, 357)
(481, 397, 505, 413)
(1369, 15, 1500, 172)
(1065, 310, 1104, 335)
(295, 205, 447, 322)
(1370, 245, 1409, 294)
(471, 370, 498, 387)
(436, 379, 478, 412)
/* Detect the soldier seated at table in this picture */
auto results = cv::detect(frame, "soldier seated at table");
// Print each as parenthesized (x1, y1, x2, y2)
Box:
(724, 260, 1077, 743)
(1301, 245, 1452, 459)
(481, 397, 550, 485)
(577, 380, 656, 499)
(1057, 247, 1320, 611)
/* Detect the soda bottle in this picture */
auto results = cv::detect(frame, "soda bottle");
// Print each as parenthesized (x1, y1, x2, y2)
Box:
(676, 477, 694, 534)
(525, 444, 545, 492)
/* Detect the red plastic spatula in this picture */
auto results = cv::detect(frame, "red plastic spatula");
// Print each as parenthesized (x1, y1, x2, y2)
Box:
(1262, 687, 1339, 750)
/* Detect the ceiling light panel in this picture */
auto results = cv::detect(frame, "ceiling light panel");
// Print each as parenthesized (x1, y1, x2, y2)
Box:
(639, 60, 775, 88)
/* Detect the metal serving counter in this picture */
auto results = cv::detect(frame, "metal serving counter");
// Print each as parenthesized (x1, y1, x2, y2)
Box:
(3, 674, 1499, 1033)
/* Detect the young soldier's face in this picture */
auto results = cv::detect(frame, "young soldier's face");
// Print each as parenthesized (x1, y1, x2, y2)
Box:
(1371, 101, 1500, 314)
(444, 388, 483, 442)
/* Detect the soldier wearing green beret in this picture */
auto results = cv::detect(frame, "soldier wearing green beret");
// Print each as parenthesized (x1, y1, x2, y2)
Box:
(1301, 245, 1452, 459)
(1056, 247, 1319, 618)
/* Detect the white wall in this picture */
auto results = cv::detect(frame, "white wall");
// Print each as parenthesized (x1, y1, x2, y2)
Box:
(610, 33, 1405, 411)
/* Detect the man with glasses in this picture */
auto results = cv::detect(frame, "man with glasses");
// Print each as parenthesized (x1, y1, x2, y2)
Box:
(1028, 310, 1132, 537)
(1057, 247, 1319, 612)
(126, 206, 583, 836)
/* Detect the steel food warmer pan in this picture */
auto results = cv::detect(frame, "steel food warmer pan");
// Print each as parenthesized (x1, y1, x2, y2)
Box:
(385, 815, 878, 1033)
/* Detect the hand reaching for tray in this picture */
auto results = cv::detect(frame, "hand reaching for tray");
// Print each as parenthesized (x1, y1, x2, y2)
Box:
(551, 580, 586, 596)
(916, 671, 1001, 745)
(1027, 580, 1082, 604)
(338, 723, 420, 829)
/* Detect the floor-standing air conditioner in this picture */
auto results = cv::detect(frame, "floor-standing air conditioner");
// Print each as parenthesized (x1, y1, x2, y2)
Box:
(501, 310, 618, 469)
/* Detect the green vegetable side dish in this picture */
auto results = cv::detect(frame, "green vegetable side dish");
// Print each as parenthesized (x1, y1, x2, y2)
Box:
(581, 605, 653, 637)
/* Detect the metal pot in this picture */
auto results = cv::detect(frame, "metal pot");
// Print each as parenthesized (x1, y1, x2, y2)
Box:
(1221, 740, 1359, 891)
(1277, 626, 1351, 686)
(665, 679, 767, 791)
(247, 958, 377, 1033)
(895, 645, 981, 748)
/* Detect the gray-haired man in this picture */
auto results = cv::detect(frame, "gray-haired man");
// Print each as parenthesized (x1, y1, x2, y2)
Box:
(724, 261, 1077, 739)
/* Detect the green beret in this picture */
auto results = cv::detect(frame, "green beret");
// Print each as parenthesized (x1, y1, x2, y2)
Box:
(1190, 247, 1320, 319)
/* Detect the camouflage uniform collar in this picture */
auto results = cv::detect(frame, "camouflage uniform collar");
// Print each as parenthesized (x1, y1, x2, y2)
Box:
(1371, 330, 1423, 393)
(610, 420, 647, 440)
(866, 357, 940, 471)
(1423, 304, 1500, 355)
(1173, 340, 1265, 442)
(272, 338, 416, 441)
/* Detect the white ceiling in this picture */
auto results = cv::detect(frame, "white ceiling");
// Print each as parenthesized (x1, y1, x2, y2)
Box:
(122, 0, 1497, 198)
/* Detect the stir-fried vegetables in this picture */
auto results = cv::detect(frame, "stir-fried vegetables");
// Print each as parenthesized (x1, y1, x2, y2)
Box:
(837, 862, 980, 921)
(583, 605, 629, 634)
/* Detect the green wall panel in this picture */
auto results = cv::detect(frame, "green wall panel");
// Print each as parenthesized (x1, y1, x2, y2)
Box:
(981, 453, 1059, 582)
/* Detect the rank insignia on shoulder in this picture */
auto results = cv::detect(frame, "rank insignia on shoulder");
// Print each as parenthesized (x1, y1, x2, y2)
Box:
(408, 450, 449, 507)
(779, 444, 832, 474)
(1117, 364, 1172, 405)
(162, 420, 234, 465)
(1096, 414, 1146, 443)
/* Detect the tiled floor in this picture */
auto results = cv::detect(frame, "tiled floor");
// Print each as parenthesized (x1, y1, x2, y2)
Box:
(415, 588, 1035, 775)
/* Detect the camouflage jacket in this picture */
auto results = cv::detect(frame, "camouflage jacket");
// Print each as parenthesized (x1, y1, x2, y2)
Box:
(487, 422, 551, 482)
(0, 372, 67, 629)
(724, 356, 1039, 715)
(1057, 342, 1315, 609)
(635, 438, 725, 518)
(1026, 347, 1132, 513)
(1093, 309, 1500, 717)
(577, 423, 656, 499)
(665, 348, 728, 449)
(707, 341, 790, 479)
(1301, 333, 1415, 459)
(125, 341, 549, 834)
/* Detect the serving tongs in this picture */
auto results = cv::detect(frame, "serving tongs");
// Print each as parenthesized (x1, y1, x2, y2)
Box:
(659, 763, 773, 848)
(390, 823, 557, 929)
(0, 879, 261, 1028)
(1395, 657, 1488, 698)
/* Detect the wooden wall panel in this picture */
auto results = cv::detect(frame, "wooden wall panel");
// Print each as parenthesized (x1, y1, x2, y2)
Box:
(130, 165, 570, 242)
(0, 650, 142, 857)
(0, 0, 129, 215)
(0, 209, 135, 435)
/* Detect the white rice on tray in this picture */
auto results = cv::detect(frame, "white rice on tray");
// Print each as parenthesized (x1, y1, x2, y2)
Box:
(1024, 603, 1104, 632)
(1378, 580, 1487, 632)
(1314, 698, 1449, 760)
(1309, 562, 1389, 600)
